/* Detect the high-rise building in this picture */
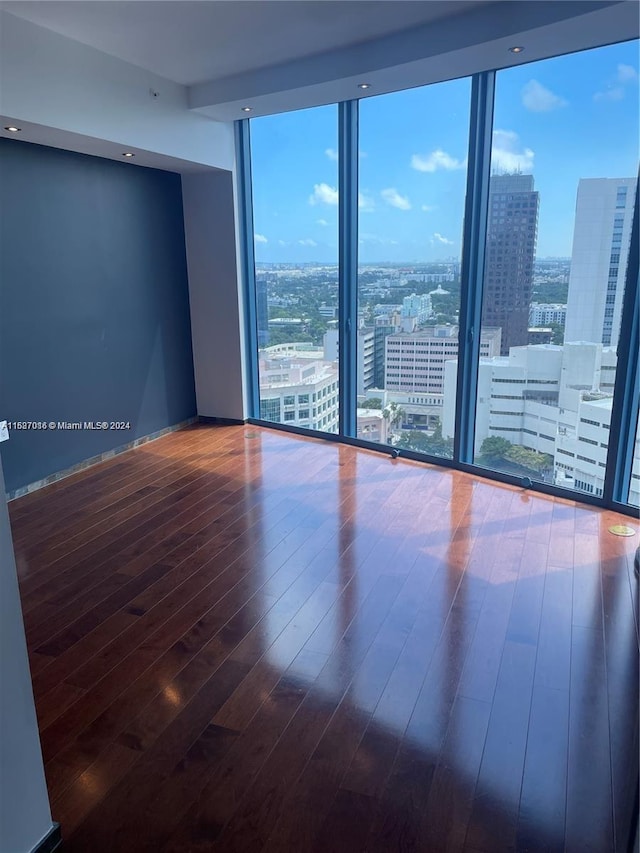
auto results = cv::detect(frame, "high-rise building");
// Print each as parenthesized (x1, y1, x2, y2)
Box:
(256, 275, 270, 348)
(384, 325, 501, 393)
(373, 323, 395, 388)
(564, 177, 637, 348)
(401, 293, 432, 323)
(358, 328, 375, 394)
(324, 327, 375, 395)
(482, 174, 540, 355)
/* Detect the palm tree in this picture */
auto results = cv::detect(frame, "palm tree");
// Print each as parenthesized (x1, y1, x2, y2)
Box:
(382, 402, 405, 435)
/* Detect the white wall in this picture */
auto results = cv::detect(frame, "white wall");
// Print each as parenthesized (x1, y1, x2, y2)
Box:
(182, 171, 246, 420)
(0, 11, 234, 171)
(0, 455, 55, 853)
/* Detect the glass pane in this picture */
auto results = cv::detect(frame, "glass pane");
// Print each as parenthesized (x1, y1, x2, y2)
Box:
(471, 40, 639, 498)
(250, 106, 339, 434)
(357, 77, 472, 456)
(629, 408, 640, 508)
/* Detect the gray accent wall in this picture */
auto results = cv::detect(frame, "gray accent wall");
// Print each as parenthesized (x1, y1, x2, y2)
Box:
(0, 139, 197, 493)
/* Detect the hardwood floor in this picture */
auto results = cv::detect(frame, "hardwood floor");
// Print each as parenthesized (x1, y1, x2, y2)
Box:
(9, 423, 639, 852)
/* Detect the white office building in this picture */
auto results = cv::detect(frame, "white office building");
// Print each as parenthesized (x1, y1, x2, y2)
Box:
(441, 342, 636, 501)
(564, 177, 637, 348)
(529, 303, 567, 327)
(324, 327, 375, 395)
(259, 349, 339, 432)
(356, 409, 389, 444)
(360, 388, 445, 431)
(385, 326, 501, 394)
(401, 293, 433, 323)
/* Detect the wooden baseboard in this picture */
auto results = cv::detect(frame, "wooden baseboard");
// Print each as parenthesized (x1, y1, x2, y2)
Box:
(6, 418, 198, 501)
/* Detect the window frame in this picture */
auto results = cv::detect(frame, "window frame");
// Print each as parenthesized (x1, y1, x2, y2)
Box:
(238, 44, 639, 517)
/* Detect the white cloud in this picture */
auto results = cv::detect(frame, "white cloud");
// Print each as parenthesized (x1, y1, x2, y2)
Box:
(358, 192, 375, 212)
(594, 87, 625, 102)
(411, 149, 466, 173)
(316, 218, 329, 226)
(421, 204, 436, 212)
(278, 240, 287, 246)
(432, 232, 454, 245)
(521, 79, 567, 112)
(381, 188, 411, 210)
(309, 183, 375, 211)
(617, 63, 639, 84)
(359, 233, 399, 246)
(491, 129, 535, 173)
(309, 183, 339, 206)
(254, 233, 268, 244)
(298, 238, 317, 247)
(594, 63, 639, 101)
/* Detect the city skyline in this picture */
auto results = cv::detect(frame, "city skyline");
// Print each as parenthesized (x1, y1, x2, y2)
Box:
(250, 38, 638, 264)
(251, 36, 638, 505)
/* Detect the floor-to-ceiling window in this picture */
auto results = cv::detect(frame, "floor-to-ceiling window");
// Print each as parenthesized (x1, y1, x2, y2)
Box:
(470, 40, 639, 500)
(630, 410, 640, 508)
(245, 39, 639, 514)
(356, 78, 472, 455)
(250, 105, 339, 434)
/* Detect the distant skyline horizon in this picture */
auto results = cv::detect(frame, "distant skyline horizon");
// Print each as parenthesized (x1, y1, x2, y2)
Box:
(255, 256, 572, 267)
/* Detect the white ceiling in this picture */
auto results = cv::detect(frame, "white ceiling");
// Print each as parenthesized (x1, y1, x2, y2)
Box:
(0, 0, 636, 172)
(0, 0, 488, 86)
(2, 0, 636, 123)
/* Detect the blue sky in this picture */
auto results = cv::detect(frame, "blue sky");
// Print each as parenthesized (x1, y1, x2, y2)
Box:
(251, 39, 639, 264)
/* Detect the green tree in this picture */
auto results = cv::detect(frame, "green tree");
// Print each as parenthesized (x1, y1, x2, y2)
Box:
(427, 421, 454, 458)
(264, 328, 313, 347)
(531, 282, 568, 302)
(383, 402, 405, 431)
(549, 322, 564, 345)
(430, 293, 459, 316)
(396, 430, 433, 453)
(478, 436, 512, 465)
(395, 421, 453, 458)
(363, 397, 383, 409)
(506, 445, 553, 474)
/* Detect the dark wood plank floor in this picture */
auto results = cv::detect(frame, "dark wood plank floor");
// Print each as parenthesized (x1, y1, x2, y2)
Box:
(9, 423, 639, 853)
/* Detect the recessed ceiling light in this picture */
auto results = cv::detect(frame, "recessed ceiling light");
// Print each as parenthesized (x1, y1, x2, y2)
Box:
(122, 152, 135, 158)
(4, 126, 21, 132)
(241, 106, 252, 112)
(357, 83, 371, 90)
(509, 46, 524, 54)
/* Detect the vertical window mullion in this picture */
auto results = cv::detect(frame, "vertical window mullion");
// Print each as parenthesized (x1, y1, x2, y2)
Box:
(338, 100, 359, 438)
(604, 179, 639, 506)
(454, 71, 496, 464)
(235, 118, 259, 419)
